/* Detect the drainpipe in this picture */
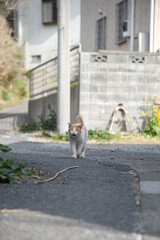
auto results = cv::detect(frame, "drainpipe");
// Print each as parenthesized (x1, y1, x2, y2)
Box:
(130, 0, 135, 51)
(149, 0, 155, 52)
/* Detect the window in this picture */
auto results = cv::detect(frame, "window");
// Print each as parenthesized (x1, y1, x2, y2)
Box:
(31, 55, 41, 63)
(116, 0, 127, 44)
(96, 17, 106, 51)
(42, 0, 57, 24)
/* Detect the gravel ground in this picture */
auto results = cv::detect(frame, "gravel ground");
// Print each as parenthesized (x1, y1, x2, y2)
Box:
(0, 131, 160, 240)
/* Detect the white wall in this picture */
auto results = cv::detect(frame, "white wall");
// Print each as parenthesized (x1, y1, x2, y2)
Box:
(17, 0, 81, 70)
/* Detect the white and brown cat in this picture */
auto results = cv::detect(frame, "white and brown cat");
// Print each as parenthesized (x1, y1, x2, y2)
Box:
(68, 115, 88, 158)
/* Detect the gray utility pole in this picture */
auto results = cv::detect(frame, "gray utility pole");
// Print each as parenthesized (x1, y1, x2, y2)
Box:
(57, 0, 70, 133)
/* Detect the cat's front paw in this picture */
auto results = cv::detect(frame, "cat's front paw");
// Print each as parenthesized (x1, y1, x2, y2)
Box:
(77, 153, 84, 158)
(72, 154, 77, 159)
(80, 152, 85, 158)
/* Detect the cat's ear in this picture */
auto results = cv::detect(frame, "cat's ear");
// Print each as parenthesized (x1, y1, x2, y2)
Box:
(68, 123, 72, 128)
(78, 124, 83, 129)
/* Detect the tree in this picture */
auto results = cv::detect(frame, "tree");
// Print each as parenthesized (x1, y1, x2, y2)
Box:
(0, 0, 33, 17)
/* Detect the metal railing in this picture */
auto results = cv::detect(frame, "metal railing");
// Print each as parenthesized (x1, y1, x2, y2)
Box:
(30, 45, 80, 99)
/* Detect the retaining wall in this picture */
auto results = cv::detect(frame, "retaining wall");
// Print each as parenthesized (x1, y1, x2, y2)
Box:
(79, 50, 160, 132)
(29, 85, 79, 127)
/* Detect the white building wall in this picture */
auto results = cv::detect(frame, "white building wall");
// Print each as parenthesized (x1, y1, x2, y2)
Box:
(17, 0, 81, 70)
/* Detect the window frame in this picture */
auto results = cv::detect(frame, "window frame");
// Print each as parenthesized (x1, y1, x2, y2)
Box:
(31, 55, 41, 63)
(95, 17, 106, 52)
(116, 0, 127, 45)
(42, 0, 57, 25)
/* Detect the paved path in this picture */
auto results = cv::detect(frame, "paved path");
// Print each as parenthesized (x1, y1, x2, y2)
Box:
(0, 131, 160, 240)
(0, 101, 29, 130)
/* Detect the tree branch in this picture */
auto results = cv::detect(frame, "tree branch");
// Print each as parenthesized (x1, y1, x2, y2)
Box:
(36, 166, 79, 184)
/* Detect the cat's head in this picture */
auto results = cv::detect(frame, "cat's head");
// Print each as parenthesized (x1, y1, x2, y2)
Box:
(68, 123, 83, 137)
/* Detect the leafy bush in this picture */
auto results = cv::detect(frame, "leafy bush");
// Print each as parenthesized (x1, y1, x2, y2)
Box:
(142, 96, 160, 137)
(88, 129, 115, 141)
(20, 104, 57, 133)
(0, 79, 28, 109)
(13, 79, 27, 99)
(0, 158, 34, 183)
(0, 144, 11, 152)
(25, 71, 30, 79)
(1, 90, 10, 101)
(48, 129, 115, 142)
(19, 122, 38, 133)
(0, 143, 41, 183)
(52, 132, 69, 141)
(52, 129, 115, 142)
(38, 104, 57, 131)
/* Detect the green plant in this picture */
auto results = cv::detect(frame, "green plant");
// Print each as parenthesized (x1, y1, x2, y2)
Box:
(0, 15, 22, 88)
(70, 81, 79, 88)
(0, 144, 11, 152)
(0, 143, 41, 183)
(0, 78, 28, 110)
(88, 128, 115, 141)
(20, 104, 57, 133)
(13, 79, 27, 99)
(52, 132, 69, 141)
(52, 129, 115, 142)
(0, 158, 40, 183)
(19, 122, 38, 132)
(1, 90, 9, 101)
(142, 96, 160, 137)
(38, 104, 57, 131)
(25, 71, 30, 79)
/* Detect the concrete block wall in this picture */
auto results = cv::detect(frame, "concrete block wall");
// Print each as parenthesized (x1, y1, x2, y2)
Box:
(79, 51, 160, 132)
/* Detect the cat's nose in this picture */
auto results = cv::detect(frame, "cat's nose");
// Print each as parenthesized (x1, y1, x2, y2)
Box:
(72, 133, 76, 136)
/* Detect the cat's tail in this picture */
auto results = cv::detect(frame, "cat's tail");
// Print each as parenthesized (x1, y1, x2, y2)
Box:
(77, 115, 84, 125)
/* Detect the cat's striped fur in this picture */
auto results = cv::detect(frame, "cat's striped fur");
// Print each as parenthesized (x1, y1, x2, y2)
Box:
(68, 115, 88, 158)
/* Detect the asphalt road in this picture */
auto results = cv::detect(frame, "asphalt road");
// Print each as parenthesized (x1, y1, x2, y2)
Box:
(0, 130, 160, 240)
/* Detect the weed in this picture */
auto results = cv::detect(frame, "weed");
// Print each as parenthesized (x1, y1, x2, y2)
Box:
(25, 71, 30, 79)
(0, 143, 42, 183)
(88, 128, 116, 141)
(0, 15, 28, 110)
(1, 90, 10, 101)
(38, 104, 57, 131)
(0, 79, 28, 109)
(0, 144, 11, 152)
(70, 81, 79, 88)
(13, 79, 27, 99)
(0, 15, 22, 88)
(20, 104, 57, 133)
(51, 129, 115, 142)
(19, 122, 38, 133)
(52, 132, 69, 141)
(0, 158, 41, 183)
(142, 96, 160, 137)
